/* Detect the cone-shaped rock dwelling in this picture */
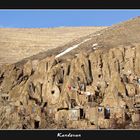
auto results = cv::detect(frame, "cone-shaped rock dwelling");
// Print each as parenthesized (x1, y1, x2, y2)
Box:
(0, 17, 140, 129)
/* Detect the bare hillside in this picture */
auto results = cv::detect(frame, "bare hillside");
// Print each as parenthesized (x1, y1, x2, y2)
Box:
(0, 27, 105, 65)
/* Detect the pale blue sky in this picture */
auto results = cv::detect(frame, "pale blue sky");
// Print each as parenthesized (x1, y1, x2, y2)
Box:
(0, 10, 140, 28)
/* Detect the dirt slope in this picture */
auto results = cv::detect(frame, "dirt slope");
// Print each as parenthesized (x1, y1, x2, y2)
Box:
(0, 27, 105, 65)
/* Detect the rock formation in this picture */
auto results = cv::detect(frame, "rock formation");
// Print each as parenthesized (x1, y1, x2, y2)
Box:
(0, 17, 140, 129)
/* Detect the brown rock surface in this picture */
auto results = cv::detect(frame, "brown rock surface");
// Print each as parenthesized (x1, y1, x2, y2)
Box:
(0, 17, 140, 129)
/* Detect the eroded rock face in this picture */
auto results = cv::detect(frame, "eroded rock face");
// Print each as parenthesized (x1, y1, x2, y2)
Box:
(1, 17, 140, 129)
(0, 43, 140, 129)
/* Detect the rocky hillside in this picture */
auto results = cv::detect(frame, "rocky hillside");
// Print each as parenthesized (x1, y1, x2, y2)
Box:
(0, 17, 140, 129)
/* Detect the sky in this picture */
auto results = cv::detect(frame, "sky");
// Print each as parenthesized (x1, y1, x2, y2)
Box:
(0, 10, 140, 28)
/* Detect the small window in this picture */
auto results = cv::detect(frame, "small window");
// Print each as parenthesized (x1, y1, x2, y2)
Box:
(71, 99, 77, 108)
(80, 108, 84, 119)
(104, 107, 110, 119)
(43, 102, 47, 107)
(58, 79, 63, 84)
(80, 84, 85, 91)
(81, 64, 84, 68)
(99, 64, 102, 68)
(106, 82, 109, 87)
(34, 120, 40, 129)
(77, 77, 80, 81)
(126, 105, 129, 109)
(67, 65, 71, 75)
(22, 124, 27, 129)
(88, 95, 93, 102)
(90, 122, 95, 125)
(98, 107, 102, 112)
(51, 90, 55, 94)
(2, 96, 9, 101)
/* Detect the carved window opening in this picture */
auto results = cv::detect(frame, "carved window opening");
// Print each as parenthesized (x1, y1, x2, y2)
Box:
(104, 107, 110, 119)
(51, 90, 55, 95)
(98, 107, 102, 112)
(67, 65, 71, 75)
(80, 108, 85, 119)
(71, 99, 77, 108)
(88, 95, 94, 102)
(34, 120, 40, 129)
